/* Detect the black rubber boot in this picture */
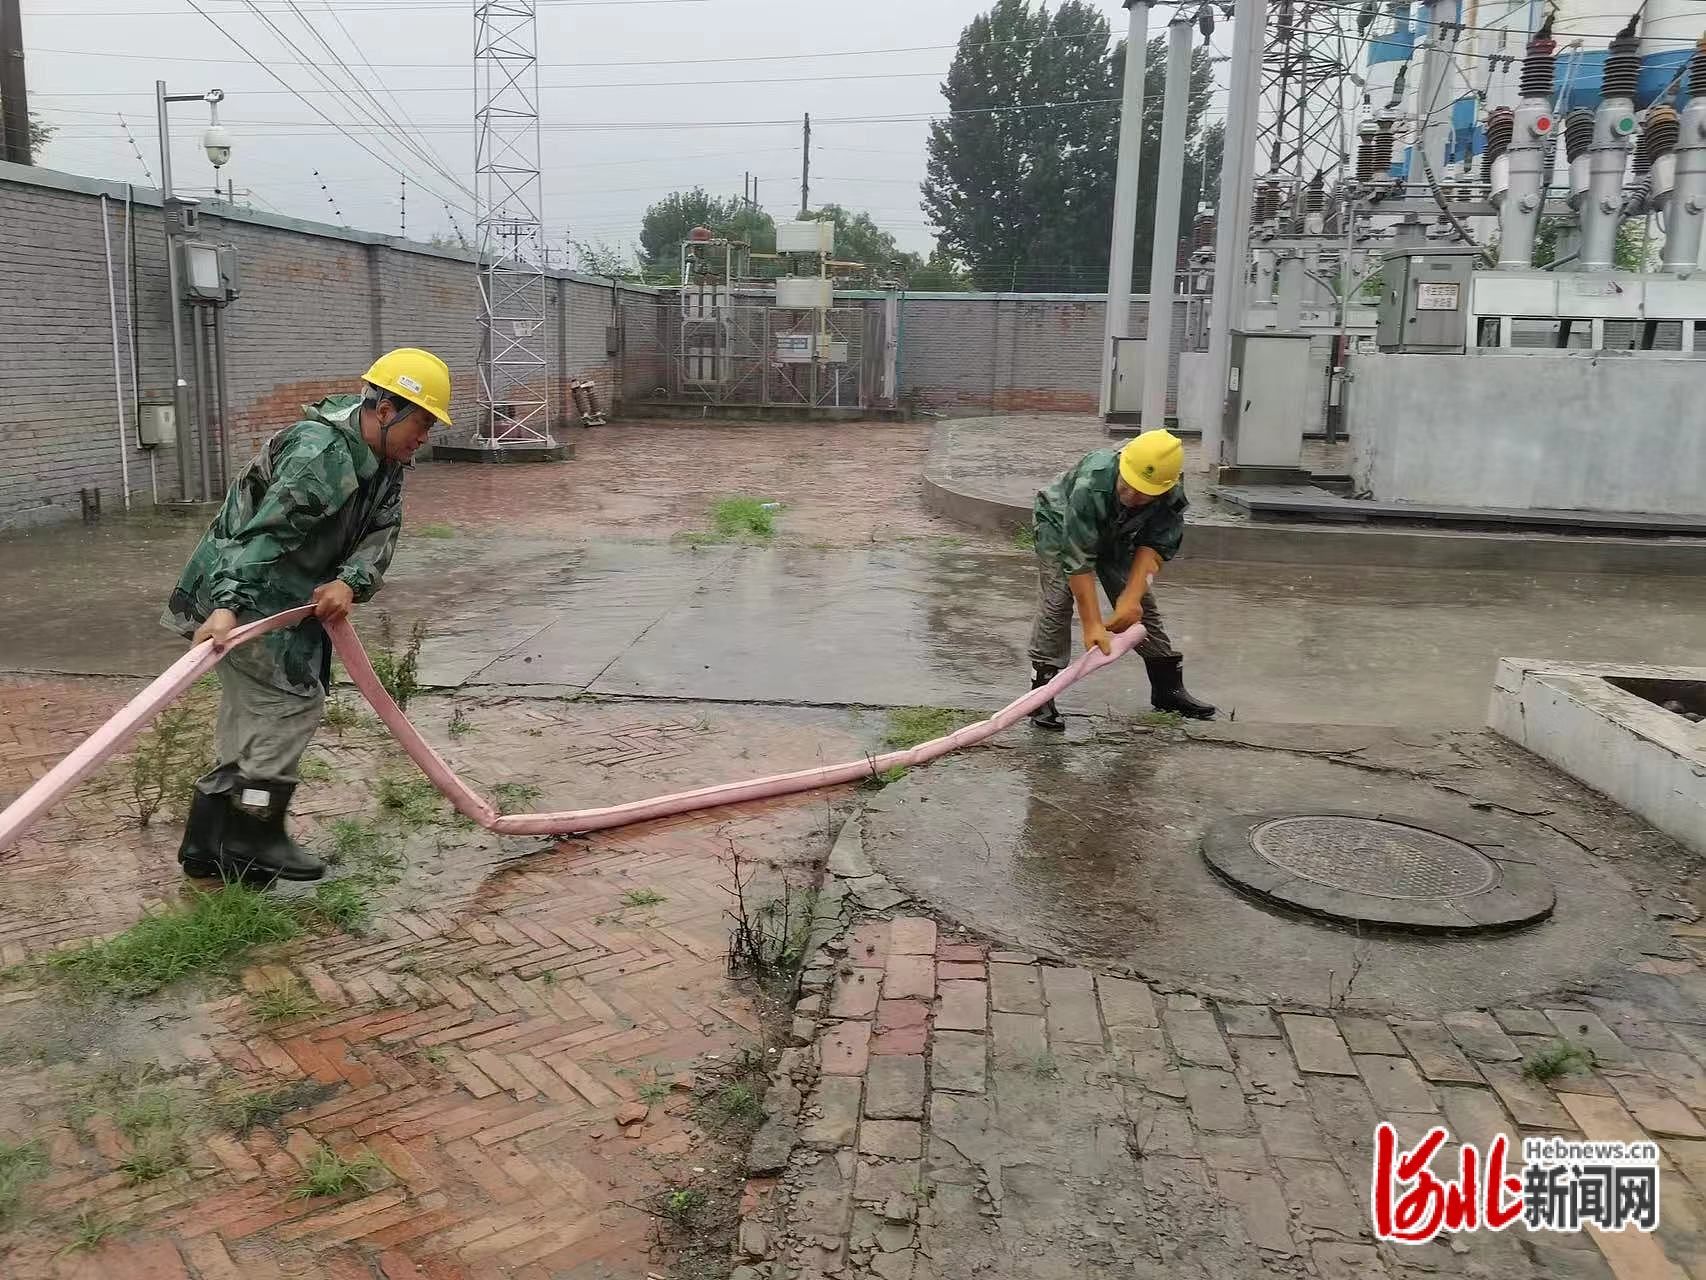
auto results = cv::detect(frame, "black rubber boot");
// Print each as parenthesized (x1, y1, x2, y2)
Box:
(1145, 655, 1217, 720)
(176, 775, 230, 879)
(1029, 665, 1066, 732)
(219, 780, 326, 882)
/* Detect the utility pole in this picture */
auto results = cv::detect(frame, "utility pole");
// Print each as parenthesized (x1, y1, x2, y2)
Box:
(1142, 10, 1194, 432)
(1098, 0, 1152, 418)
(1202, 0, 1267, 466)
(800, 112, 810, 216)
(1, 0, 31, 165)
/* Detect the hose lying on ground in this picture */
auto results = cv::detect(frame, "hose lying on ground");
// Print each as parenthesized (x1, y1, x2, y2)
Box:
(0, 607, 1144, 850)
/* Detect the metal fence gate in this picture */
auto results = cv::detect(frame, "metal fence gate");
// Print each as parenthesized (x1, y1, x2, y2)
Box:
(618, 297, 881, 409)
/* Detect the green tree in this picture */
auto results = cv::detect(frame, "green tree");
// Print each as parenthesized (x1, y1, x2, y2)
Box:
(922, 0, 1214, 292)
(569, 237, 639, 277)
(637, 187, 776, 271)
(907, 251, 974, 291)
(0, 109, 54, 162)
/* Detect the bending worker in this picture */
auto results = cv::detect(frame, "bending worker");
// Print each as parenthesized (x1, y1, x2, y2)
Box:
(1027, 429, 1216, 730)
(161, 349, 453, 883)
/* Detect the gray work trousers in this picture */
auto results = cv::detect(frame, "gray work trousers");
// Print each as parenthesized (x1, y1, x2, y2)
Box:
(1027, 556, 1178, 672)
(196, 642, 326, 795)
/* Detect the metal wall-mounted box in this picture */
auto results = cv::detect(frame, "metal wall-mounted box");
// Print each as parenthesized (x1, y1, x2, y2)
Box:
(1376, 247, 1477, 352)
(137, 400, 176, 449)
(1110, 336, 1144, 414)
(1225, 330, 1312, 468)
(181, 240, 241, 302)
(777, 220, 835, 255)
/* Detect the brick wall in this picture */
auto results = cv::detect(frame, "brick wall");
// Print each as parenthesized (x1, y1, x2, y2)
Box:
(0, 162, 639, 530)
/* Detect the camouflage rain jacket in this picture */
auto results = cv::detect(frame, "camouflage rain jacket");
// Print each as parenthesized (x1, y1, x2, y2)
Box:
(1033, 448, 1188, 585)
(162, 395, 405, 695)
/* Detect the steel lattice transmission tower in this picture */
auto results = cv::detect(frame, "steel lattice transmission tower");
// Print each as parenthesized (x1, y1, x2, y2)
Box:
(474, 0, 549, 446)
(1255, 0, 1357, 219)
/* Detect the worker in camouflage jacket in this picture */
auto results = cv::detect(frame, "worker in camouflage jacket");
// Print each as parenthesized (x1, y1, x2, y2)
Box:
(1026, 429, 1216, 731)
(162, 348, 452, 883)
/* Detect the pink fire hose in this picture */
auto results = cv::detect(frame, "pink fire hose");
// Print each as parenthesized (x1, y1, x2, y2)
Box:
(0, 607, 1143, 850)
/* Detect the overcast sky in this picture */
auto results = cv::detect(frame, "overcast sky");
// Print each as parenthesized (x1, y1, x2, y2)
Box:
(23, 0, 1231, 265)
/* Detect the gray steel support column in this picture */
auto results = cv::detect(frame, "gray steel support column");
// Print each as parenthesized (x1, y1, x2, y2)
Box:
(1417, 0, 1452, 184)
(1099, 0, 1152, 418)
(1202, 0, 1267, 465)
(157, 80, 192, 501)
(1141, 11, 1193, 430)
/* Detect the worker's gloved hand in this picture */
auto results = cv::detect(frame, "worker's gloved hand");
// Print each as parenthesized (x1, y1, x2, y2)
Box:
(1083, 621, 1113, 657)
(311, 580, 356, 624)
(1108, 599, 1145, 633)
(193, 608, 238, 648)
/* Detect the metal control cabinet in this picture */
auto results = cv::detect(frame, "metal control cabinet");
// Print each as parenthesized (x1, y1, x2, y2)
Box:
(1376, 246, 1478, 353)
(1110, 337, 1145, 415)
(1224, 331, 1312, 468)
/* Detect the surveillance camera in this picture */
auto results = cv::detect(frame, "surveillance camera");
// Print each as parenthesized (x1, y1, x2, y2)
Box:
(203, 124, 233, 169)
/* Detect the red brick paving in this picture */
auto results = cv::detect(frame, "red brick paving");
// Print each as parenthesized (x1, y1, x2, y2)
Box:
(0, 690, 861, 1279)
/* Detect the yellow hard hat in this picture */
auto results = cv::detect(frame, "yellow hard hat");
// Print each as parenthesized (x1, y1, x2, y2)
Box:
(362, 347, 453, 426)
(1118, 429, 1184, 496)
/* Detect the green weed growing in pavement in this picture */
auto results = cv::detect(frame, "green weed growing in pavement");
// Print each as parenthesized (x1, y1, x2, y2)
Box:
(1010, 522, 1037, 550)
(638, 1081, 671, 1105)
(325, 817, 386, 866)
(883, 706, 976, 750)
(448, 707, 473, 738)
(622, 888, 667, 908)
(1523, 1041, 1593, 1083)
(415, 522, 456, 539)
(368, 613, 427, 710)
(860, 764, 910, 790)
(713, 1083, 763, 1123)
(0, 1139, 47, 1225)
(49, 883, 303, 997)
(291, 1145, 389, 1199)
(1134, 710, 1185, 729)
(125, 682, 217, 827)
(296, 753, 334, 782)
(377, 773, 442, 826)
(710, 496, 777, 538)
(306, 881, 372, 934)
(111, 1076, 191, 1184)
(492, 781, 542, 815)
(61, 1207, 119, 1253)
(1025, 1052, 1060, 1079)
(249, 977, 323, 1025)
(724, 844, 817, 991)
(321, 698, 363, 731)
(209, 1080, 328, 1135)
(671, 529, 730, 549)
(660, 1187, 708, 1228)
(420, 1046, 448, 1067)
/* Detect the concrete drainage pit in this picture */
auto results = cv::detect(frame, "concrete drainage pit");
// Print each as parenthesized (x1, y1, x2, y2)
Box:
(1202, 812, 1555, 934)
(1605, 675, 1706, 724)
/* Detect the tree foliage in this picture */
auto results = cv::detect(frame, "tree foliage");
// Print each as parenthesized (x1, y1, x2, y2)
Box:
(922, 0, 1215, 292)
(637, 188, 776, 271)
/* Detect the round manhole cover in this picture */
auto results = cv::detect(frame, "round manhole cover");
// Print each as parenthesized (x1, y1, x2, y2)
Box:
(1201, 812, 1555, 934)
(1249, 816, 1498, 900)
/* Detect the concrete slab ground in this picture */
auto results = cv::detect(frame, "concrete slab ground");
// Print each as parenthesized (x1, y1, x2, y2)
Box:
(4, 417, 1706, 1280)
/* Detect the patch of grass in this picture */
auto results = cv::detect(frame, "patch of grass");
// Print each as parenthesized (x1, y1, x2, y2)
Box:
(368, 614, 427, 711)
(860, 764, 910, 791)
(660, 1187, 708, 1228)
(712, 1083, 763, 1123)
(492, 781, 541, 815)
(448, 707, 472, 738)
(1523, 1041, 1592, 1083)
(49, 882, 302, 997)
(420, 1047, 448, 1067)
(710, 496, 777, 538)
(250, 977, 323, 1025)
(208, 1081, 328, 1134)
(305, 881, 372, 934)
(0, 1139, 47, 1225)
(883, 706, 976, 750)
(377, 773, 442, 827)
(61, 1207, 119, 1253)
(117, 1128, 183, 1183)
(415, 522, 456, 539)
(1024, 1052, 1060, 1079)
(536, 970, 557, 987)
(322, 699, 363, 731)
(1134, 710, 1185, 729)
(296, 754, 334, 782)
(1010, 522, 1037, 550)
(325, 817, 387, 866)
(638, 1081, 671, 1104)
(126, 684, 217, 827)
(622, 888, 666, 908)
(291, 1145, 389, 1199)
